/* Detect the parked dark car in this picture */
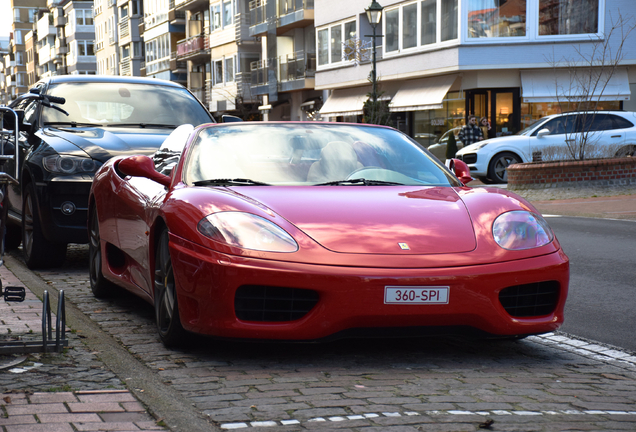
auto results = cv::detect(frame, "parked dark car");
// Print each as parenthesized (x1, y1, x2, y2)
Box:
(3, 75, 214, 269)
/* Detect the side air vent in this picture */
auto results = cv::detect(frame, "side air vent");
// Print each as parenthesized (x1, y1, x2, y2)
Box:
(234, 285, 319, 322)
(499, 281, 560, 318)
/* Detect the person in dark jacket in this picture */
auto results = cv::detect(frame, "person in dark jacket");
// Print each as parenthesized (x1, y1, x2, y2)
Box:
(458, 115, 484, 146)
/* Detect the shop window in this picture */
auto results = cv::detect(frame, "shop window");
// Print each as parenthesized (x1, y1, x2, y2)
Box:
(539, 0, 598, 35)
(467, 0, 526, 39)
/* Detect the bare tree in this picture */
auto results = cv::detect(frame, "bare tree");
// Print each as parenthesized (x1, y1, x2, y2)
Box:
(546, 12, 636, 160)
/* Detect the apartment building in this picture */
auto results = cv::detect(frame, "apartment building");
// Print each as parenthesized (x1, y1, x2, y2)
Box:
(7, 0, 46, 99)
(0, 37, 10, 104)
(136, 0, 186, 83)
(248, 0, 321, 120)
(316, 0, 636, 147)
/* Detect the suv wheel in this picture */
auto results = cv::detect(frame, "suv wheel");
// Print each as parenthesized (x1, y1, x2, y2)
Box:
(487, 152, 521, 184)
(22, 183, 67, 269)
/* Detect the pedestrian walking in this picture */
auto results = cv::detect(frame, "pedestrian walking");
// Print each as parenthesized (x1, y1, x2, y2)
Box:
(458, 115, 484, 146)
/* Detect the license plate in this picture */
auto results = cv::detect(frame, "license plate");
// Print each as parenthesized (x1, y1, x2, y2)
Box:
(384, 286, 449, 304)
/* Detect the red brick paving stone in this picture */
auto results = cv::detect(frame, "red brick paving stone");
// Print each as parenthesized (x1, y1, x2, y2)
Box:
(5, 424, 75, 432)
(1, 394, 29, 405)
(74, 421, 141, 431)
(121, 401, 145, 412)
(76, 391, 136, 403)
(135, 421, 167, 430)
(67, 402, 125, 413)
(37, 413, 103, 423)
(28, 392, 79, 404)
(0, 415, 38, 425)
(5, 403, 69, 415)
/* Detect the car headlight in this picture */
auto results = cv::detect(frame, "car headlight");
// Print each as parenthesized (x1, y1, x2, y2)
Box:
(492, 211, 554, 250)
(476, 141, 490, 150)
(198, 211, 298, 253)
(43, 155, 102, 174)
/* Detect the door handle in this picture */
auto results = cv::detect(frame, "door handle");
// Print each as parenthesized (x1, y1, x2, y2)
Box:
(611, 135, 621, 138)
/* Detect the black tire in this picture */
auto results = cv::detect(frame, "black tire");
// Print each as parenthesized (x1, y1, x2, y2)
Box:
(22, 183, 67, 269)
(88, 207, 119, 298)
(4, 224, 22, 250)
(615, 145, 636, 157)
(487, 152, 521, 184)
(154, 227, 186, 347)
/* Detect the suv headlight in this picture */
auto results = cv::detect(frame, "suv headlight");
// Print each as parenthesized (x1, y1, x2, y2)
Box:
(43, 155, 102, 174)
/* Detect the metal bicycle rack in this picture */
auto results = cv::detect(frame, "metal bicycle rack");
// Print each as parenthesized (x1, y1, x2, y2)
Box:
(0, 106, 68, 354)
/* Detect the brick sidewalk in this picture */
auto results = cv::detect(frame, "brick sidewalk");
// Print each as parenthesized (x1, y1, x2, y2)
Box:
(1, 266, 168, 432)
(0, 390, 164, 431)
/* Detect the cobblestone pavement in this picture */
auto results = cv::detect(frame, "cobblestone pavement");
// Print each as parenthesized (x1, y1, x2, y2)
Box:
(2, 186, 636, 431)
(2, 241, 636, 432)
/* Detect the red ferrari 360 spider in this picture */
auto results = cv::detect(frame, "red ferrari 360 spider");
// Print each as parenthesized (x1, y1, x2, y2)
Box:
(88, 122, 569, 346)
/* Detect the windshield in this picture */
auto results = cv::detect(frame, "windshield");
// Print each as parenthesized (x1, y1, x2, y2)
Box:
(42, 82, 212, 126)
(184, 124, 460, 187)
(517, 118, 549, 136)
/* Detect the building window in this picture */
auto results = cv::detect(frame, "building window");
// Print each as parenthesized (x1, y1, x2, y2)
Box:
(385, 8, 399, 52)
(225, 57, 234, 82)
(223, 1, 233, 26)
(214, 59, 223, 85)
(317, 28, 328, 66)
(145, 34, 170, 74)
(317, 19, 356, 66)
(212, 4, 221, 30)
(330, 25, 342, 62)
(441, 0, 458, 41)
(467, 0, 526, 38)
(76, 9, 94, 26)
(421, 0, 436, 45)
(538, 0, 598, 35)
(403, 3, 417, 49)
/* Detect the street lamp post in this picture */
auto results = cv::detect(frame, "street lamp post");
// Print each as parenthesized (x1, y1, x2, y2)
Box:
(365, 0, 383, 106)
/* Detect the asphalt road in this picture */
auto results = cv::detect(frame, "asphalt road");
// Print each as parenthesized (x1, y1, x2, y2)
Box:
(547, 216, 636, 352)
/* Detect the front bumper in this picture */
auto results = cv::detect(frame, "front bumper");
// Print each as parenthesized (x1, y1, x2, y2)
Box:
(170, 236, 569, 341)
(455, 153, 487, 177)
(34, 176, 92, 244)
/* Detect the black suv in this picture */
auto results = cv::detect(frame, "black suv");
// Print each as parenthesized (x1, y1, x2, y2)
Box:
(3, 75, 213, 269)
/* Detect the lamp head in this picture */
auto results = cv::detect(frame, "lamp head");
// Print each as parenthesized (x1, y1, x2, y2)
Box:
(365, 0, 383, 27)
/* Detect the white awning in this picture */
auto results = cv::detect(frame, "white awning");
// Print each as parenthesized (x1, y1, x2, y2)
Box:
(520, 68, 631, 103)
(389, 74, 459, 112)
(319, 86, 371, 117)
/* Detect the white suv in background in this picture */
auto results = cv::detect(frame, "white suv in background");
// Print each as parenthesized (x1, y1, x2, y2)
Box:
(455, 111, 636, 183)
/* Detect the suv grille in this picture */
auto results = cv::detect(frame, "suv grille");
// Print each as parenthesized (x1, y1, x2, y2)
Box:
(499, 281, 560, 317)
(458, 153, 477, 164)
(235, 285, 319, 322)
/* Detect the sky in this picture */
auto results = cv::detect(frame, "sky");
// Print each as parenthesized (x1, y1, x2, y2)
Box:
(1, 0, 11, 38)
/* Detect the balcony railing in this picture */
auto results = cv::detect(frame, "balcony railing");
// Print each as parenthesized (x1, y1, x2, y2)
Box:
(176, 34, 208, 58)
(280, 51, 315, 82)
(119, 19, 130, 37)
(120, 58, 131, 76)
(251, 51, 315, 87)
(278, 0, 314, 16)
(249, 0, 267, 27)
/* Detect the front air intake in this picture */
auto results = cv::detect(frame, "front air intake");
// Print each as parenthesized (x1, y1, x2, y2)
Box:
(235, 285, 319, 322)
(499, 281, 560, 317)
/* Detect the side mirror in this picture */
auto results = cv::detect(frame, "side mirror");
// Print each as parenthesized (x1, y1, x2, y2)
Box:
(117, 155, 171, 187)
(449, 158, 474, 186)
(536, 128, 550, 138)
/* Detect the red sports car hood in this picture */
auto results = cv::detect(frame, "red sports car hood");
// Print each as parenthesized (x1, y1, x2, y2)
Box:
(240, 186, 476, 255)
